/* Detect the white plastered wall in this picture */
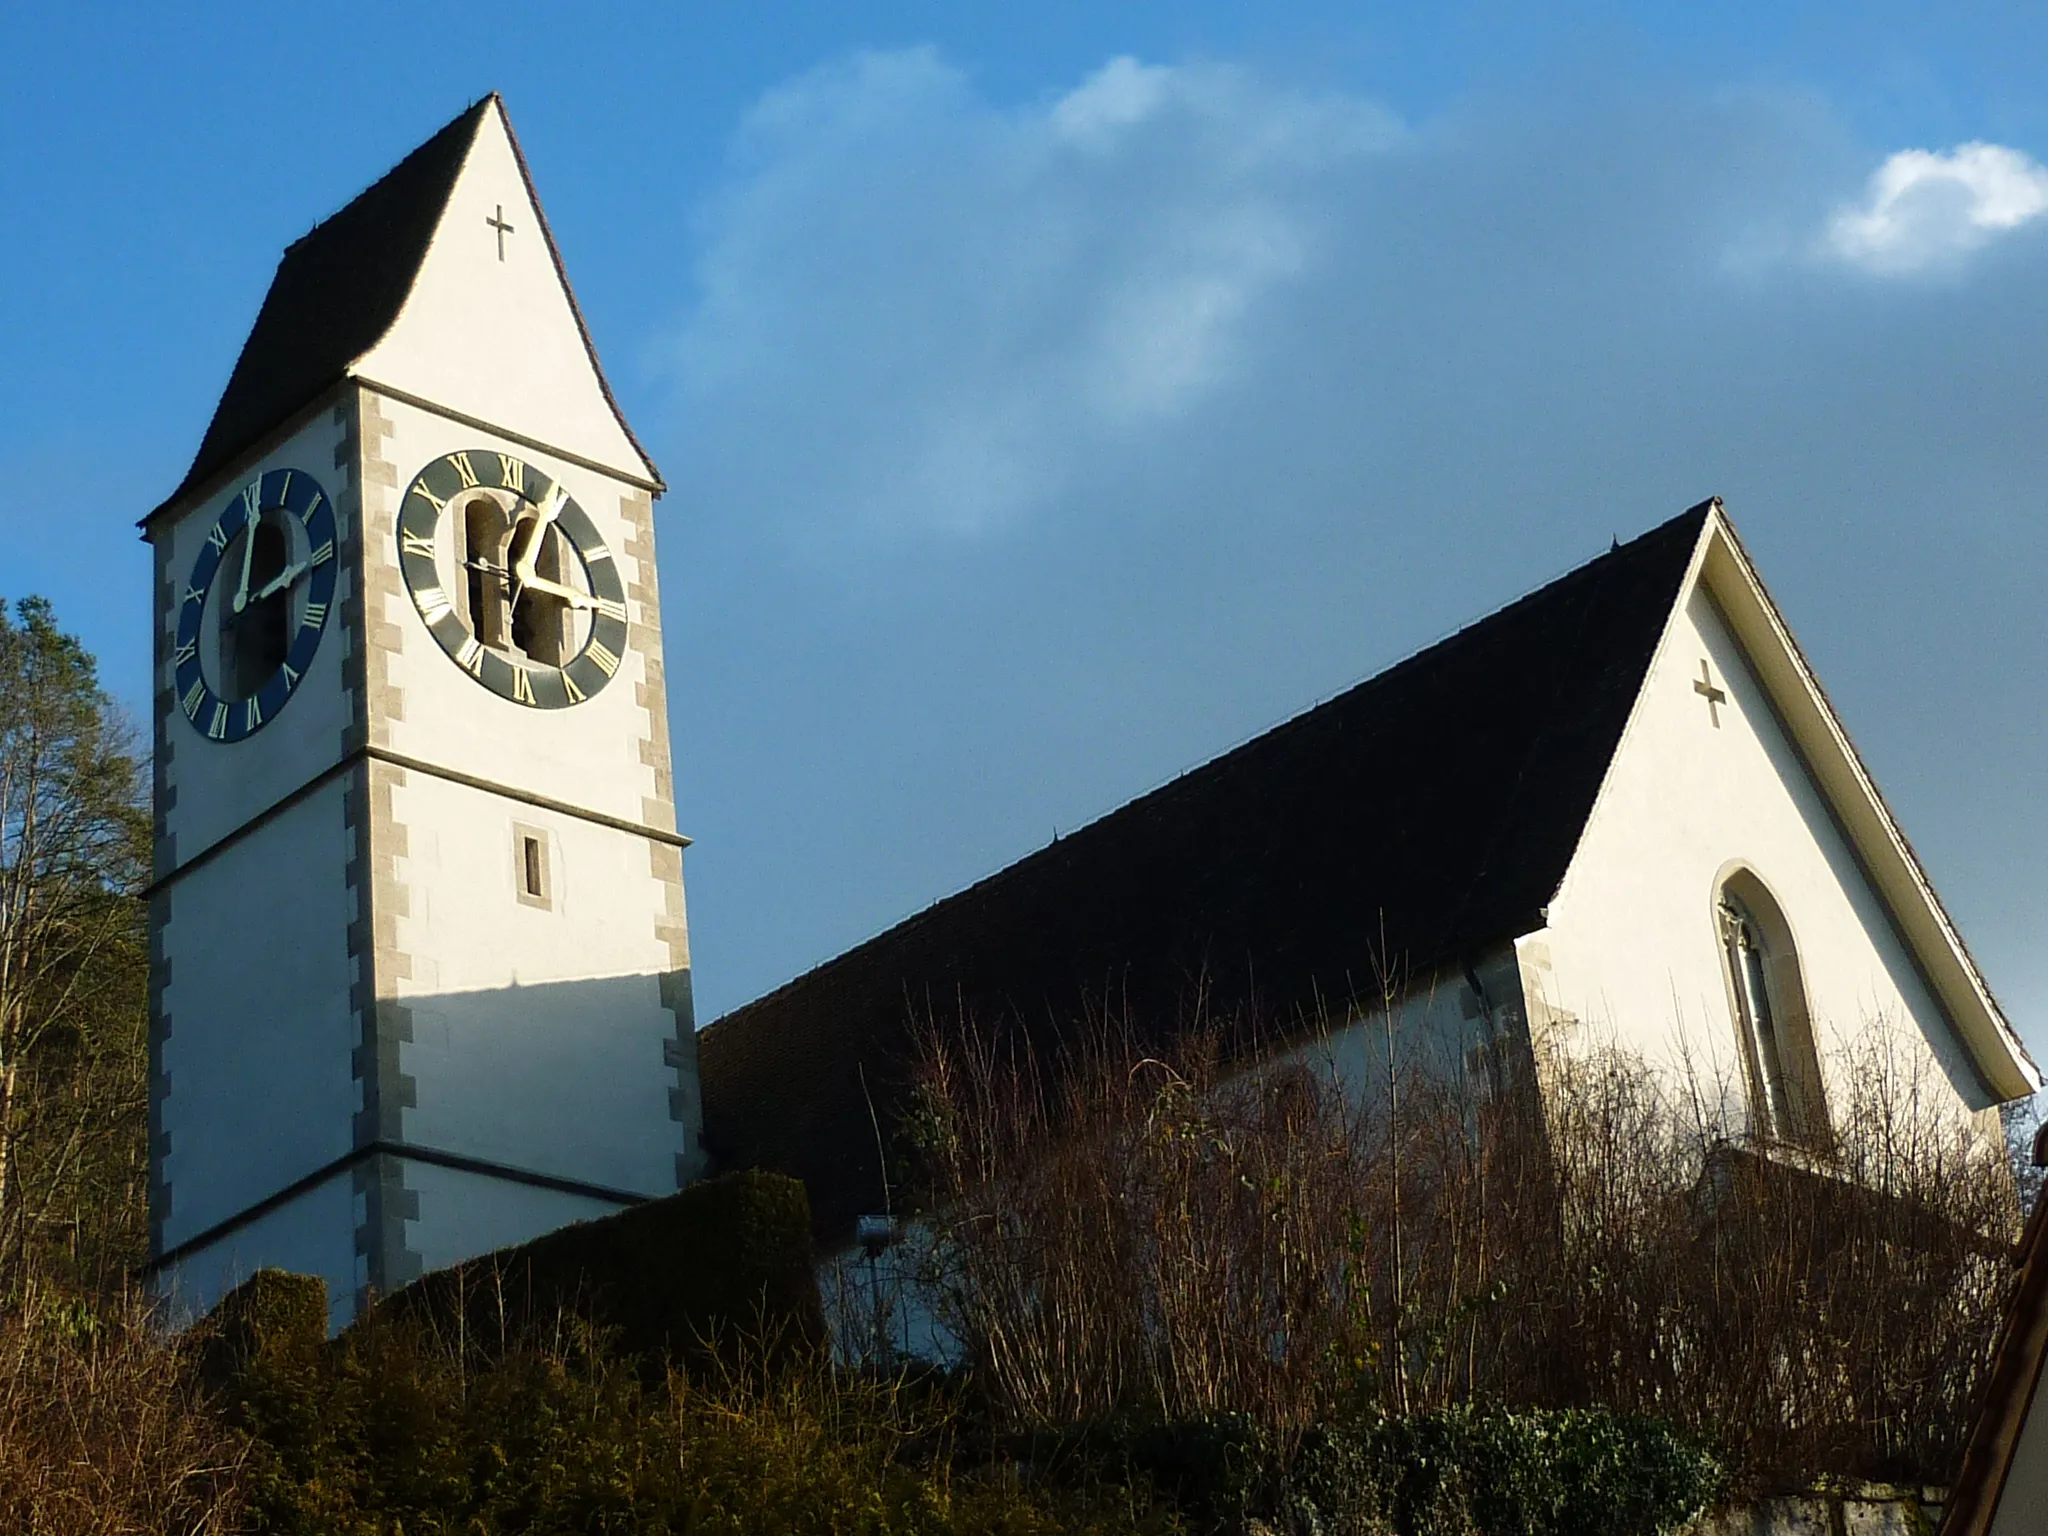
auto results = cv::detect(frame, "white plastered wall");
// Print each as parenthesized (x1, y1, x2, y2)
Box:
(399, 1161, 623, 1277)
(1529, 581, 1996, 1134)
(157, 781, 356, 1249)
(389, 771, 687, 1196)
(1260, 951, 1526, 1114)
(352, 103, 653, 486)
(156, 1170, 357, 1334)
(369, 393, 669, 829)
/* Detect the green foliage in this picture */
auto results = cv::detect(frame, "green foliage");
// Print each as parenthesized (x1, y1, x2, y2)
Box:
(202, 1275, 1174, 1535)
(1049, 1407, 1722, 1536)
(381, 1168, 827, 1366)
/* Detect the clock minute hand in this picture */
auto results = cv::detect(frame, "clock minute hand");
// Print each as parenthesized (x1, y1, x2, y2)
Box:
(232, 506, 262, 614)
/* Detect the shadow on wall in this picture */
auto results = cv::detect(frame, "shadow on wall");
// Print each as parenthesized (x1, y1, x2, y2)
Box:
(155, 968, 702, 1331)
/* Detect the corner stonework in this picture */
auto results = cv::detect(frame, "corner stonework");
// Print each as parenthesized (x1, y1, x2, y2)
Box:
(146, 530, 180, 1259)
(338, 387, 422, 1303)
(621, 486, 705, 1187)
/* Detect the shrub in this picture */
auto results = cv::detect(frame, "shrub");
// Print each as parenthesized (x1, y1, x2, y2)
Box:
(1042, 1407, 1719, 1536)
(0, 1285, 242, 1536)
(381, 1167, 827, 1368)
(201, 1274, 1174, 1534)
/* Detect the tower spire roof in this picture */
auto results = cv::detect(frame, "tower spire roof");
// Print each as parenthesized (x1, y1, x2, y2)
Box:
(147, 94, 658, 525)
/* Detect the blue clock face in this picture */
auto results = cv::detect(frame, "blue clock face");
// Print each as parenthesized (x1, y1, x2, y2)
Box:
(174, 468, 338, 743)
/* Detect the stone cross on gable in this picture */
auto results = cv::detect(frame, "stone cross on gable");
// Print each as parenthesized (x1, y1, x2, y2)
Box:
(486, 204, 516, 261)
(1694, 659, 1728, 727)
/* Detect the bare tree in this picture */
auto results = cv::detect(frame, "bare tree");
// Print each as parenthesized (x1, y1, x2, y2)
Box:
(907, 995, 2022, 1488)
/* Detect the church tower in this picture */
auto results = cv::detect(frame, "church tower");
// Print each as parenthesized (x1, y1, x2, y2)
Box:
(143, 97, 702, 1327)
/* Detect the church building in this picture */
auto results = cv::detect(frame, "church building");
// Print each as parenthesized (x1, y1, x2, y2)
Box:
(144, 100, 2037, 1330)
(143, 97, 699, 1328)
(698, 501, 2040, 1253)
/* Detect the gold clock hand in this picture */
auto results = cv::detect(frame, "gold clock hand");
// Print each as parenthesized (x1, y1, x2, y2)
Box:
(517, 572, 597, 609)
(232, 506, 262, 614)
(508, 488, 595, 609)
(251, 559, 308, 603)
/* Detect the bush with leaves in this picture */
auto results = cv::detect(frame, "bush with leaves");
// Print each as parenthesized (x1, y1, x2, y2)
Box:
(201, 1268, 1179, 1535)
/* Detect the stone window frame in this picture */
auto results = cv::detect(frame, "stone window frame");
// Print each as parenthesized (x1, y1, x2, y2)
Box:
(513, 820, 554, 911)
(1713, 863, 1831, 1154)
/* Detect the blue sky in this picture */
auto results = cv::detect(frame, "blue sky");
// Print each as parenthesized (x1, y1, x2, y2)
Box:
(7, 3, 2048, 1067)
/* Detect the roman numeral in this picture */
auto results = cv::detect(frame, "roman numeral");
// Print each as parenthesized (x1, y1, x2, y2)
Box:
(206, 522, 229, 553)
(544, 481, 571, 519)
(181, 679, 206, 720)
(244, 695, 263, 732)
(401, 530, 436, 559)
(583, 545, 613, 565)
(584, 638, 620, 677)
(282, 662, 300, 687)
(301, 600, 328, 630)
(277, 470, 292, 506)
(172, 638, 197, 666)
(411, 481, 447, 514)
(239, 481, 262, 522)
(497, 454, 526, 491)
(594, 595, 628, 623)
(450, 452, 481, 488)
(183, 584, 206, 607)
(560, 670, 585, 703)
(510, 667, 535, 706)
(303, 490, 324, 521)
(416, 587, 453, 621)
(310, 538, 334, 566)
(456, 636, 485, 675)
(208, 702, 230, 740)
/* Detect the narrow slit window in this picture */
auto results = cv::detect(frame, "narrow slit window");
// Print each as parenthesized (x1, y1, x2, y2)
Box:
(514, 824, 552, 910)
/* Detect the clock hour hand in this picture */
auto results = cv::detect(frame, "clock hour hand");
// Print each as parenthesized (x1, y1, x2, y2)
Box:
(250, 559, 308, 604)
(508, 496, 594, 610)
(513, 570, 596, 610)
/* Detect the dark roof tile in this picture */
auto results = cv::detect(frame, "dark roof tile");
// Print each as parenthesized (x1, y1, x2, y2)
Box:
(146, 99, 492, 522)
(699, 506, 1712, 1244)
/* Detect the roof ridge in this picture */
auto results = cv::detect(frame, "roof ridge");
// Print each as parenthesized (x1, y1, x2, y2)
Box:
(703, 502, 1711, 1031)
(285, 95, 494, 257)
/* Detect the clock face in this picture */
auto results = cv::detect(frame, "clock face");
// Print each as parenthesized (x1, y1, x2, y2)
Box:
(396, 450, 628, 709)
(174, 468, 338, 743)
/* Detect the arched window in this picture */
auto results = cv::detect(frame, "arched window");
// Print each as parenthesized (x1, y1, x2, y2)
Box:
(462, 498, 513, 649)
(225, 515, 291, 699)
(1715, 870, 1829, 1152)
(507, 517, 578, 667)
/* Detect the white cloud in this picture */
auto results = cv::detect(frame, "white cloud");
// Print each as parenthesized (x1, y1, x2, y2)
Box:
(670, 50, 1396, 538)
(1049, 55, 1173, 149)
(1825, 141, 2048, 273)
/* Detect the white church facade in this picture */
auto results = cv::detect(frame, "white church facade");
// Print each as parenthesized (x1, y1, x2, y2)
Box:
(144, 99, 2037, 1331)
(698, 505, 2038, 1261)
